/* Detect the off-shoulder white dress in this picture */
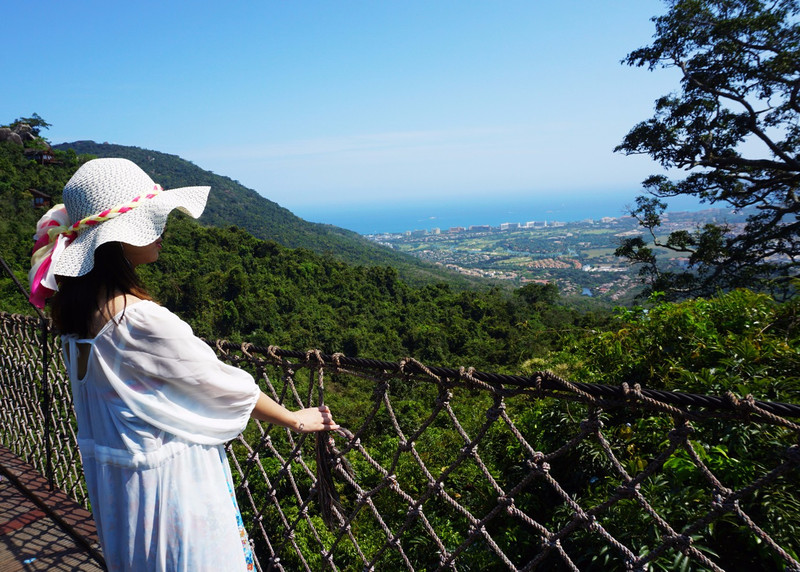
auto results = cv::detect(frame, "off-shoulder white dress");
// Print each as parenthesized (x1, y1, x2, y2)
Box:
(62, 300, 260, 572)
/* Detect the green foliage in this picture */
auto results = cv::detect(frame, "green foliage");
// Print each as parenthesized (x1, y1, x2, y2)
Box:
(616, 0, 800, 299)
(0, 139, 84, 312)
(134, 216, 592, 370)
(563, 289, 800, 403)
(515, 289, 800, 569)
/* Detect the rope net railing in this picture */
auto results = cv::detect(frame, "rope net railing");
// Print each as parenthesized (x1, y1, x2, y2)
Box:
(0, 311, 798, 571)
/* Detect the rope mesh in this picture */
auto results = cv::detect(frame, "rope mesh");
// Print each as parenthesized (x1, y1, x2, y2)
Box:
(1, 312, 798, 571)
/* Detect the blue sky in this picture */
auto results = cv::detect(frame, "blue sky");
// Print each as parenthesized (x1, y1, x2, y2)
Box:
(4, 1, 685, 222)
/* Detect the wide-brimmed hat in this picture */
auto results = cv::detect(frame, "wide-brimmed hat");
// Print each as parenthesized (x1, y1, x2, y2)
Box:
(28, 158, 210, 307)
(54, 158, 210, 277)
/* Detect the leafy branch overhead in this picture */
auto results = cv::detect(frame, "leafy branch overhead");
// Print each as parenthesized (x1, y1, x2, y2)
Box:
(615, 0, 800, 298)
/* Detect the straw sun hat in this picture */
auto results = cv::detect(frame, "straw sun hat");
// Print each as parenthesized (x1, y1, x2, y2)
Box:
(29, 158, 210, 307)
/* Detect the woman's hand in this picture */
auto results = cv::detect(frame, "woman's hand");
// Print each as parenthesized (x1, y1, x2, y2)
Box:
(251, 392, 339, 432)
(293, 405, 339, 433)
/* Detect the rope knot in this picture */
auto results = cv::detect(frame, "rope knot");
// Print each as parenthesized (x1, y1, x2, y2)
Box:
(497, 495, 514, 508)
(306, 348, 325, 366)
(240, 342, 253, 358)
(398, 439, 413, 452)
(666, 533, 692, 551)
(621, 382, 646, 403)
(486, 403, 505, 421)
(468, 524, 486, 537)
(616, 481, 640, 498)
(711, 488, 735, 511)
(668, 423, 693, 441)
(575, 512, 596, 529)
(400, 357, 441, 382)
(545, 538, 561, 549)
(435, 390, 452, 406)
(580, 417, 602, 432)
(723, 390, 740, 408)
(459, 366, 480, 385)
(526, 453, 550, 474)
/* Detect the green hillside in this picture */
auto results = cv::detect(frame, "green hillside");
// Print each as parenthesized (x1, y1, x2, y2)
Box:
(53, 140, 477, 288)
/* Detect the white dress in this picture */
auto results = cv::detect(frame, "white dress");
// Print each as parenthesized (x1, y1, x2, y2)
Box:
(62, 300, 260, 572)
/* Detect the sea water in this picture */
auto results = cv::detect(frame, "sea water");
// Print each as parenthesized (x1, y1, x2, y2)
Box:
(292, 191, 708, 235)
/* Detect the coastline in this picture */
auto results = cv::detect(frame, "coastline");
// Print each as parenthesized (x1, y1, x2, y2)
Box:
(292, 192, 710, 236)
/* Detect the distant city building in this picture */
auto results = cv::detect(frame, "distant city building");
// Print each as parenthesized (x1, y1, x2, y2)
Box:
(403, 231, 412, 236)
(500, 222, 520, 230)
(449, 227, 465, 233)
(468, 225, 491, 232)
(411, 229, 427, 237)
(600, 216, 616, 223)
(431, 227, 441, 234)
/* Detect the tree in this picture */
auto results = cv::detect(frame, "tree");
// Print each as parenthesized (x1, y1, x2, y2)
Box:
(615, 0, 800, 299)
(8, 113, 52, 137)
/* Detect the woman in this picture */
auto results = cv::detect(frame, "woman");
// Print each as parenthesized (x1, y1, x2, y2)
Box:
(29, 158, 338, 571)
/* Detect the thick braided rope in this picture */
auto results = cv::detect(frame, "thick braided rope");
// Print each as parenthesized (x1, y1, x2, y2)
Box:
(48, 184, 163, 242)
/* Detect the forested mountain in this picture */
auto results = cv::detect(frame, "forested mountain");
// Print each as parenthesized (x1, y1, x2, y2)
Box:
(52, 140, 477, 288)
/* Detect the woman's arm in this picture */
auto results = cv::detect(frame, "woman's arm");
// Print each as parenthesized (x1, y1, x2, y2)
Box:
(250, 391, 339, 433)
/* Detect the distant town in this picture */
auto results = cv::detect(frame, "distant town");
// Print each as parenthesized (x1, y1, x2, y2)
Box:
(369, 217, 575, 239)
(366, 208, 751, 303)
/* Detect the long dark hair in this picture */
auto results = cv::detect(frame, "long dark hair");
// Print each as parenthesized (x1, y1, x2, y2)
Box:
(51, 242, 152, 337)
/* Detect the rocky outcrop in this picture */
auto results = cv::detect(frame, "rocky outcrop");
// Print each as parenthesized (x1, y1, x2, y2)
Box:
(0, 127, 23, 145)
(0, 123, 37, 145)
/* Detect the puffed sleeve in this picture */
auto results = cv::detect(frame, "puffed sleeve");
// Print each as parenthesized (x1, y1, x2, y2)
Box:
(94, 301, 260, 445)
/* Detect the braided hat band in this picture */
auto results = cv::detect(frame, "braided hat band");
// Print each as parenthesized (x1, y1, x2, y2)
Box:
(29, 158, 210, 308)
(53, 185, 163, 241)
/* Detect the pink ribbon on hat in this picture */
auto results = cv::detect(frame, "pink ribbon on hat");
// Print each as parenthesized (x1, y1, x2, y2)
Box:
(29, 204, 72, 308)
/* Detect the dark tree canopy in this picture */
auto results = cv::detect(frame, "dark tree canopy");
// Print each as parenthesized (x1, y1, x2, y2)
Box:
(8, 113, 51, 137)
(615, 0, 800, 299)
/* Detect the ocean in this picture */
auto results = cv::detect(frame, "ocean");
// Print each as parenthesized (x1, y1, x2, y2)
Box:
(291, 192, 708, 235)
